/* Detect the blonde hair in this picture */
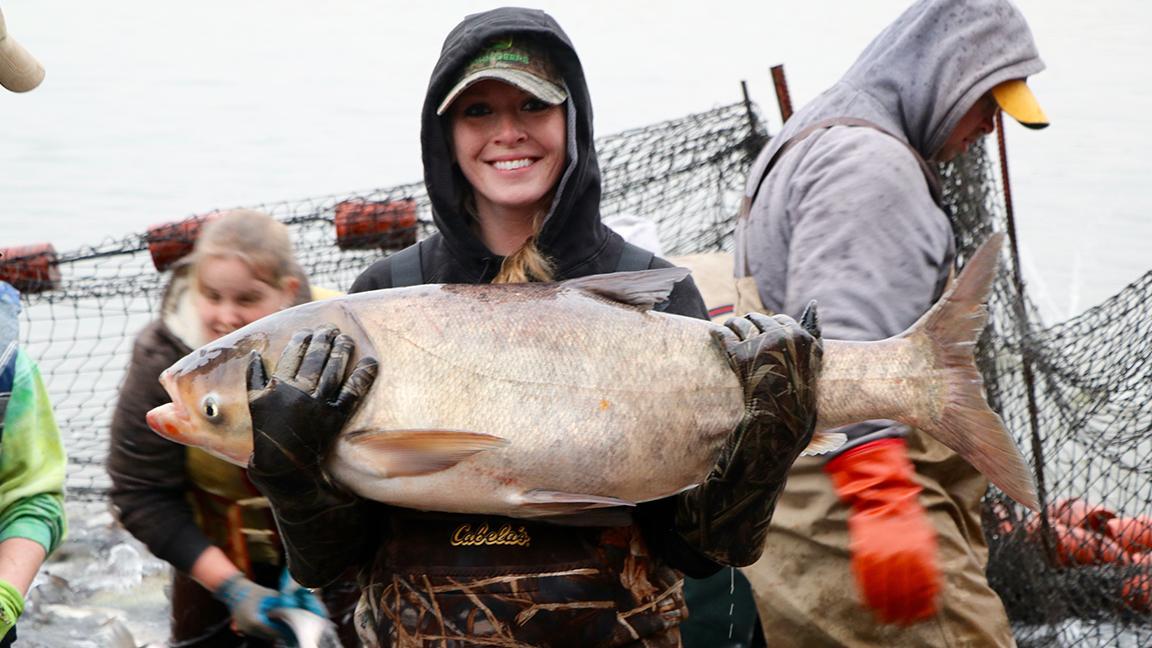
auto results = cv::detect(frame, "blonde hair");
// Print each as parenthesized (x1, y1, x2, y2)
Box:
(188, 209, 310, 303)
(464, 199, 553, 283)
(493, 235, 555, 283)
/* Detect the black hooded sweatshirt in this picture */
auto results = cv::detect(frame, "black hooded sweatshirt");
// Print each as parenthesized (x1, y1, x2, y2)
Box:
(352, 8, 705, 308)
(350, 8, 716, 574)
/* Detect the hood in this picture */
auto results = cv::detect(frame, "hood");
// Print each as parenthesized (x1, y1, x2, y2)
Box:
(421, 7, 607, 277)
(767, 0, 1045, 160)
(160, 265, 209, 350)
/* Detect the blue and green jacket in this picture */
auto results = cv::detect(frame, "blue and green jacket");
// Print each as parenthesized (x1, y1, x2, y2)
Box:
(0, 283, 66, 556)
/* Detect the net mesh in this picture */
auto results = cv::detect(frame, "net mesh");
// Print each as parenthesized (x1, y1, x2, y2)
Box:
(5, 100, 1151, 644)
(938, 138, 1152, 646)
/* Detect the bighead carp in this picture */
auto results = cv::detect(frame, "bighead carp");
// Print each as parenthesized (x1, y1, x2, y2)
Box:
(147, 233, 1037, 517)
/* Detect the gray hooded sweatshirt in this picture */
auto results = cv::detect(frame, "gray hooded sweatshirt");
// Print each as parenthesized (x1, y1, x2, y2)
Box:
(735, 0, 1044, 452)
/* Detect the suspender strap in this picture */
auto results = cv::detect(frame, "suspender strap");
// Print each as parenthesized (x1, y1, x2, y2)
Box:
(389, 241, 424, 288)
(742, 117, 943, 217)
(615, 242, 654, 273)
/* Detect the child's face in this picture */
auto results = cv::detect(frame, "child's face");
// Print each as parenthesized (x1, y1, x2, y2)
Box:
(193, 256, 293, 342)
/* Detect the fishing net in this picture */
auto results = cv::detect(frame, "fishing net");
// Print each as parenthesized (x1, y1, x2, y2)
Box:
(5, 98, 1150, 645)
(942, 140, 1152, 647)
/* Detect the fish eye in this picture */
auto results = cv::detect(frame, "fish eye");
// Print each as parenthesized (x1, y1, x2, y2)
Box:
(201, 394, 223, 423)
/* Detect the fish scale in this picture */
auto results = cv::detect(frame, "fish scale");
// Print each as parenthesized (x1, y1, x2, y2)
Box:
(339, 285, 743, 510)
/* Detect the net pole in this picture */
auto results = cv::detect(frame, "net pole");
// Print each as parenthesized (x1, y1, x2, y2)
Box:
(995, 111, 1056, 565)
(770, 65, 794, 123)
(740, 81, 760, 135)
(740, 80, 768, 155)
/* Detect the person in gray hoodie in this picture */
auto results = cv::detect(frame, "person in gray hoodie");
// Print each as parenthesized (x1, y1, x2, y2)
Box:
(734, 0, 1047, 645)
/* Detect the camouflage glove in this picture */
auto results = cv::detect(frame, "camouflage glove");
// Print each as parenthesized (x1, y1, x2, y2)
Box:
(674, 305, 822, 566)
(246, 326, 378, 587)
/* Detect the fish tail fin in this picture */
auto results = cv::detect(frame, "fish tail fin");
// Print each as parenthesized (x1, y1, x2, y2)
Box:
(911, 232, 1039, 511)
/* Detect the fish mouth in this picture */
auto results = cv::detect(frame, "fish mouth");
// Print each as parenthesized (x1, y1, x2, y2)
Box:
(146, 403, 190, 442)
(145, 402, 249, 467)
(150, 370, 251, 466)
(148, 370, 192, 441)
(158, 370, 191, 419)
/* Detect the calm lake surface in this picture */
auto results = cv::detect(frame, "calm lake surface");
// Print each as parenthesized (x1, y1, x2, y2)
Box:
(1, 0, 1149, 324)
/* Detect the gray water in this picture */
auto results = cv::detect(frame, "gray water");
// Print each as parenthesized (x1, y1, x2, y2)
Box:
(1, 0, 1149, 324)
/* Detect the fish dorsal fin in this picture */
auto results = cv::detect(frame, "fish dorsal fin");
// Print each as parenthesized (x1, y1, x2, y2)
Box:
(562, 268, 691, 310)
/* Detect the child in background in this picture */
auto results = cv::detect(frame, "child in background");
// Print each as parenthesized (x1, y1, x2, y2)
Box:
(107, 210, 355, 647)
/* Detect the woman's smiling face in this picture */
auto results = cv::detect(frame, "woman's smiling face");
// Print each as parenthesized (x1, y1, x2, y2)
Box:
(450, 79, 567, 221)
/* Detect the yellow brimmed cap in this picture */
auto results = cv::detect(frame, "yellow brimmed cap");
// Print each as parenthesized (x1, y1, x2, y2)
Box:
(0, 7, 46, 92)
(992, 79, 1048, 130)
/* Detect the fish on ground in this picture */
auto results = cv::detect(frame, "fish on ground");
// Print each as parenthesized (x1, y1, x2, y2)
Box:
(146, 233, 1037, 519)
(269, 607, 341, 648)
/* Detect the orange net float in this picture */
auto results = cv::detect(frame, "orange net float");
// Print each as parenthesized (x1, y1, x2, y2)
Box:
(144, 213, 221, 272)
(0, 243, 61, 294)
(333, 198, 418, 251)
(1043, 522, 1130, 568)
(1122, 553, 1152, 612)
(1107, 516, 1152, 555)
(1048, 498, 1118, 535)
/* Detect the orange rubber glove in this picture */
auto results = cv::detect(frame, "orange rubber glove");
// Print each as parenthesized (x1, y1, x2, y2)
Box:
(824, 438, 941, 625)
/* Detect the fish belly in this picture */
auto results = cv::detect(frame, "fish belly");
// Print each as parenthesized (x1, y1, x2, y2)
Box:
(330, 288, 744, 517)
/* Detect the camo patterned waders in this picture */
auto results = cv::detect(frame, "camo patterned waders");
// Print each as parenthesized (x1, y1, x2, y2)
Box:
(355, 514, 687, 647)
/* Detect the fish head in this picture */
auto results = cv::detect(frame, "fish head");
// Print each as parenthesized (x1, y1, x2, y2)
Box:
(146, 330, 271, 466)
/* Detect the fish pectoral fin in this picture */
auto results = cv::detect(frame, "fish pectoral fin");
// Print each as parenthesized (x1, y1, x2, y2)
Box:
(562, 267, 691, 310)
(801, 431, 847, 456)
(517, 489, 637, 520)
(344, 429, 509, 477)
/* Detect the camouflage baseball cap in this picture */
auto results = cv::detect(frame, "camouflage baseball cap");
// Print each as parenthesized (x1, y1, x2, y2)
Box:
(436, 36, 567, 116)
(0, 7, 45, 93)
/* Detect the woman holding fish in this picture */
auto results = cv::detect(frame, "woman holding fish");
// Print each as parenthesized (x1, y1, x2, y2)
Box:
(106, 211, 357, 647)
(240, 8, 822, 647)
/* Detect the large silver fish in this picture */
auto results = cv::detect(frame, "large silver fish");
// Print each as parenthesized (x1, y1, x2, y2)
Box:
(146, 233, 1038, 517)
